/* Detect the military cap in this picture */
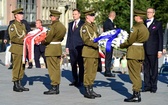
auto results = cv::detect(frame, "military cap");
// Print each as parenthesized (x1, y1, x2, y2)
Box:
(50, 10, 62, 17)
(12, 8, 24, 15)
(83, 9, 95, 16)
(134, 9, 146, 17)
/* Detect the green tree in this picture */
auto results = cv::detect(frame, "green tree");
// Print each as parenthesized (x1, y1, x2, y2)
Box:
(77, 0, 168, 31)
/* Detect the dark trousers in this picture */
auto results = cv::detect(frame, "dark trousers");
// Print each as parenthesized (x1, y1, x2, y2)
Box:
(143, 54, 158, 91)
(34, 45, 46, 68)
(105, 47, 113, 74)
(69, 46, 84, 83)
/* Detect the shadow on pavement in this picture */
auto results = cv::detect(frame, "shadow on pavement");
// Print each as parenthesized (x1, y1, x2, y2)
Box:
(94, 78, 132, 97)
(22, 74, 51, 89)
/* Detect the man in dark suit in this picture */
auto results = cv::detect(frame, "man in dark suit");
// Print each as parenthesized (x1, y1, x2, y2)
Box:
(66, 9, 84, 87)
(143, 8, 163, 93)
(103, 11, 116, 77)
(34, 19, 47, 68)
(4, 19, 32, 69)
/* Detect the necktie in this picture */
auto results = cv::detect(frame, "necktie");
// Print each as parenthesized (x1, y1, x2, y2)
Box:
(73, 21, 77, 31)
(146, 19, 151, 23)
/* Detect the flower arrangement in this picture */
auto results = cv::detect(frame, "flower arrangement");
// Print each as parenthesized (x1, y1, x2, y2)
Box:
(94, 29, 129, 52)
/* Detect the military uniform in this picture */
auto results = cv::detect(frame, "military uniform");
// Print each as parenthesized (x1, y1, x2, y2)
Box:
(120, 10, 149, 102)
(43, 10, 66, 95)
(9, 8, 29, 92)
(80, 9, 101, 99)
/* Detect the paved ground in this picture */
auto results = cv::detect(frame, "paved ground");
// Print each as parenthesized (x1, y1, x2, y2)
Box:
(0, 52, 168, 105)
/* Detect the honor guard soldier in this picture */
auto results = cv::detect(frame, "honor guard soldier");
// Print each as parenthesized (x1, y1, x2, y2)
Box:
(43, 10, 66, 95)
(80, 9, 101, 99)
(120, 10, 149, 102)
(9, 8, 29, 92)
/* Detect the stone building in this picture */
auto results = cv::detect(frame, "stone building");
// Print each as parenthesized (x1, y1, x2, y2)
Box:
(0, 0, 76, 51)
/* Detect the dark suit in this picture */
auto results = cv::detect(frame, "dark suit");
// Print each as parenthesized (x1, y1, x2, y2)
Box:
(66, 20, 84, 84)
(34, 44, 46, 68)
(103, 18, 115, 75)
(143, 19, 163, 92)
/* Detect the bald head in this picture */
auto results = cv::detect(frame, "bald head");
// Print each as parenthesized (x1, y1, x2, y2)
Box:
(109, 11, 116, 20)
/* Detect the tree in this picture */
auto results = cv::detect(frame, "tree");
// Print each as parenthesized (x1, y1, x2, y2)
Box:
(77, 0, 168, 31)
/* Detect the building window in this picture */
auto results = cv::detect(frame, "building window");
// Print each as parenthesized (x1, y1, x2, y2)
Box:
(17, 0, 37, 23)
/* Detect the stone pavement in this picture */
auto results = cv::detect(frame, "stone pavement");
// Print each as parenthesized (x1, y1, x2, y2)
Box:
(0, 52, 168, 105)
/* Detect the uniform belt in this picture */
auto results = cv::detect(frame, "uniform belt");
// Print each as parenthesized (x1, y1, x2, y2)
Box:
(50, 42, 61, 44)
(132, 43, 143, 46)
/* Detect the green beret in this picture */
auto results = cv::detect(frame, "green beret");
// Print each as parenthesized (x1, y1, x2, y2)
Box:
(50, 10, 62, 17)
(134, 9, 146, 17)
(83, 9, 95, 16)
(12, 8, 24, 15)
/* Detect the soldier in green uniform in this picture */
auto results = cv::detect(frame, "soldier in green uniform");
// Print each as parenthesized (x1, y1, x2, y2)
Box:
(43, 10, 66, 95)
(8, 8, 29, 92)
(120, 10, 149, 102)
(80, 9, 101, 99)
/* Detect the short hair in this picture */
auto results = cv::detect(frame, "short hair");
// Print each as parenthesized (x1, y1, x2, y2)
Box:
(36, 19, 42, 23)
(109, 11, 116, 16)
(147, 8, 155, 13)
(73, 9, 81, 13)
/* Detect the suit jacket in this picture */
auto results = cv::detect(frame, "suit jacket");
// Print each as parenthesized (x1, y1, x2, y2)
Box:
(44, 20, 66, 56)
(66, 20, 84, 49)
(103, 18, 115, 32)
(4, 19, 31, 40)
(144, 19, 163, 55)
(120, 22, 149, 60)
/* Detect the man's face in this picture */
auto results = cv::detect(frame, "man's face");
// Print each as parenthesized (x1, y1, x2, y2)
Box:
(35, 21, 42, 28)
(73, 10, 81, 20)
(147, 8, 155, 19)
(86, 14, 95, 23)
(15, 14, 24, 21)
(50, 16, 57, 21)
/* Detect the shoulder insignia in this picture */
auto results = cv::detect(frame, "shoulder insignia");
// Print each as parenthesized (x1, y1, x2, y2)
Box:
(82, 29, 86, 33)
(10, 27, 14, 31)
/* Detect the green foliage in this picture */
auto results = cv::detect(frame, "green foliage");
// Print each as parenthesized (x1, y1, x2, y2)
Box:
(77, 0, 168, 31)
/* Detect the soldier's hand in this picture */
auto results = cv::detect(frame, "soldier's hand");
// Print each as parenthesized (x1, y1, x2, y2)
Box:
(163, 49, 167, 54)
(66, 48, 69, 54)
(158, 52, 162, 58)
(4, 39, 7, 44)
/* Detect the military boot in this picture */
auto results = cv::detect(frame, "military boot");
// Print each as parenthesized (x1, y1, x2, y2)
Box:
(18, 80, 29, 91)
(13, 81, 23, 92)
(44, 85, 60, 95)
(84, 86, 95, 99)
(124, 91, 141, 102)
(89, 85, 101, 98)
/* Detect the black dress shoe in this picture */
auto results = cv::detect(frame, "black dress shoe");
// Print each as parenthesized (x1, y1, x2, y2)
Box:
(69, 82, 78, 86)
(104, 73, 115, 77)
(142, 88, 151, 92)
(8, 65, 13, 69)
(150, 90, 156, 93)
(27, 66, 33, 69)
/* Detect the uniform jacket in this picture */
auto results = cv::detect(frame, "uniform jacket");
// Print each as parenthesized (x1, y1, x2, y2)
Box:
(103, 18, 115, 32)
(4, 19, 31, 40)
(8, 20, 27, 55)
(66, 20, 84, 49)
(144, 19, 163, 55)
(80, 21, 99, 58)
(120, 22, 149, 60)
(44, 20, 66, 56)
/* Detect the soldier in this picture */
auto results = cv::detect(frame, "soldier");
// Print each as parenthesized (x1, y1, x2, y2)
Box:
(80, 9, 101, 99)
(120, 10, 149, 102)
(8, 8, 29, 92)
(43, 10, 66, 95)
